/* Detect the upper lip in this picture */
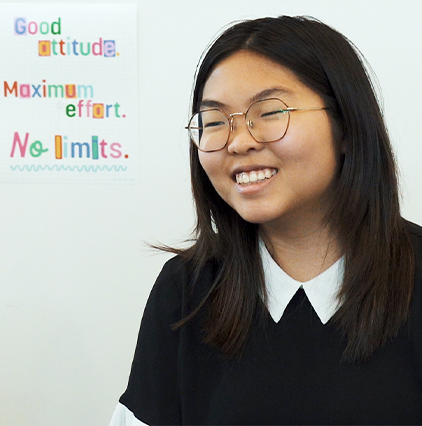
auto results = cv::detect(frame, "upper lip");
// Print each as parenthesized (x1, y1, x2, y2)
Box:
(231, 165, 278, 178)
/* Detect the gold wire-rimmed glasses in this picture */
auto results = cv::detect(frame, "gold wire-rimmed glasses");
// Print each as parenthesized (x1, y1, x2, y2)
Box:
(186, 98, 328, 152)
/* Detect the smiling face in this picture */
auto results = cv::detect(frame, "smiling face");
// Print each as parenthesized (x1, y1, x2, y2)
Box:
(198, 50, 340, 233)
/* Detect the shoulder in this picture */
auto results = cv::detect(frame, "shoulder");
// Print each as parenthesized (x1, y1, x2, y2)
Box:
(148, 255, 220, 316)
(156, 254, 218, 289)
(405, 220, 422, 265)
(405, 219, 422, 240)
(405, 220, 422, 315)
(154, 255, 188, 294)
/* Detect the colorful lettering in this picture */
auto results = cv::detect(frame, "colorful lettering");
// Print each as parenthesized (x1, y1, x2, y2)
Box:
(20, 84, 30, 98)
(14, 18, 26, 35)
(32, 85, 42, 98)
(110, 143, 122, 158)
(71, 142, 90, 158)
(51, 40, 58, 55)
(4, 81, 18, 97)
(80, 42, 90, 56)
(63, 136, 68, 158)
(65, 85, 77, 98)
(93, 104, 104, 119)
(28, 21, 38, 34)
(39, 41, 51, 56)
(103, 40, 116, 57)
(100, 140, 107, 158)
(92, 136, 99, 160)
(16, 18, 117, 58)
(51, 18, 61, 35)
(55, 136, 62, 159)
(39, 22, 49, 35)
(92, 38, 102, 56)
(14, 18, 61, 35)
(10, 132, 29, 157)
(78, 85, 94, 98)
(66, 105, 76, 117)
(29, 141, 48, 157)
(48, 85, 64, 98)
(114, 102, 121, 117)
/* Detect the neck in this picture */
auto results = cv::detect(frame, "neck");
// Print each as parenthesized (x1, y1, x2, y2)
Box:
(260, 218, 342, 283)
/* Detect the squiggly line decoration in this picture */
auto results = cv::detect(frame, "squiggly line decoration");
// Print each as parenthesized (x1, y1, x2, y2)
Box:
(10, 164, 127, 172)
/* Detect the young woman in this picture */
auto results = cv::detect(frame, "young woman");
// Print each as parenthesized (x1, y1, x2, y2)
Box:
(111, 16, 422, 425)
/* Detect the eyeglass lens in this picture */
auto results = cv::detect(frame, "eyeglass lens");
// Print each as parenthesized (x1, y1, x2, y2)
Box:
(189, 99, 290, 152)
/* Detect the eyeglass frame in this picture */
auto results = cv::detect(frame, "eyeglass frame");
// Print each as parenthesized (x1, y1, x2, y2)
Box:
(186, 97, 329, 152)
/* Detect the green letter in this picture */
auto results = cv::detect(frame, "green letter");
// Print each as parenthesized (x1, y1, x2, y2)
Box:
(29, 140, 48, 157)
(66, 104, 76, 117)
(48, 84, 64, 98)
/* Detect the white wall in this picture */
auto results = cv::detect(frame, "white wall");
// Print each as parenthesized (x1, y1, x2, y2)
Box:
(0, 1, 420, 425)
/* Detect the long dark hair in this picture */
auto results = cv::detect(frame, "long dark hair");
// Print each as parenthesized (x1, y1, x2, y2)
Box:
(172, 16, 414, 363)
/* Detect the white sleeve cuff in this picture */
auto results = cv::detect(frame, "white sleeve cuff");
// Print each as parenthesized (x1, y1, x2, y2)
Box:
(109, 402, 149, 426)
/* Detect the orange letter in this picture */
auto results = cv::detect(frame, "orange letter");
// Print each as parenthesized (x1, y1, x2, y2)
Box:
(4, 81, 18, 97)
(65, 84, 77, 98)
(39, 41, 51, 56)
(55, 135, 62, 159)
(93, 103, 104, 119)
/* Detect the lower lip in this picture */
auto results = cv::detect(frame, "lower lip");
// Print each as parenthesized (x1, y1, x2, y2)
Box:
(235, 174, 276, 195)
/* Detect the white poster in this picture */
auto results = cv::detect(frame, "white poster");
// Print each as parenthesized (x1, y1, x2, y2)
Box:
(0, 3, 138, 184)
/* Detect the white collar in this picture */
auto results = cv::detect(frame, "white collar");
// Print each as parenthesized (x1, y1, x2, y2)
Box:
(260, 240, 344, 324)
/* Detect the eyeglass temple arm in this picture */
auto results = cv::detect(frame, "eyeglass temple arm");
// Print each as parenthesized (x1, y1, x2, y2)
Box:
(285, 107, 329, 111)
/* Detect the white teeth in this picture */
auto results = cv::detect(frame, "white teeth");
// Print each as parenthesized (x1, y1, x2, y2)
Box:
(236, 168, 277, 185)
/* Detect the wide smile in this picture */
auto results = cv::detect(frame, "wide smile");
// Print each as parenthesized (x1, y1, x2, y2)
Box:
(234, 168, 278, 185)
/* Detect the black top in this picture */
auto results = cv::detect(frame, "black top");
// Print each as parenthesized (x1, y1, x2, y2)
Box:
(120, 221, 422, 425)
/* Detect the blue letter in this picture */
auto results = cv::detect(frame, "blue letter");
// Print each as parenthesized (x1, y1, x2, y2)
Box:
(14, 18, 26, 35)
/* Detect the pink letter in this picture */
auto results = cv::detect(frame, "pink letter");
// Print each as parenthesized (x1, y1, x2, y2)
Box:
(100, 140, 108, 158)
(28, 21, 37, 34)
(110, 143, 122, 158)
(92, 38, 103, 56)
(10, 132, 29, 157)
(20, 84, 30, 98)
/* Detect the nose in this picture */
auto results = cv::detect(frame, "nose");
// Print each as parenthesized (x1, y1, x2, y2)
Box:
(227, 113, 264, 155)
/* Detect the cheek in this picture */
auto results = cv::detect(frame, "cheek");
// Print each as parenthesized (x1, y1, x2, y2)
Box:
(198, 152, 210, 173)
(199, 152, 221, 180)
(198, 152, 234, 206)
(274, 127, 339, 184)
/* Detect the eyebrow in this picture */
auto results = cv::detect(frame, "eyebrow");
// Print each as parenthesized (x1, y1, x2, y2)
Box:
(199, 87, 291, 110)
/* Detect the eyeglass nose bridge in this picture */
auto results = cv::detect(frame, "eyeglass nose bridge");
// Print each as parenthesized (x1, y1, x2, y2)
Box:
(228, 112, 247, 132)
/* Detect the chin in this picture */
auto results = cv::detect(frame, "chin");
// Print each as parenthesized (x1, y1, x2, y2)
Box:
(236, 210, 278, 225)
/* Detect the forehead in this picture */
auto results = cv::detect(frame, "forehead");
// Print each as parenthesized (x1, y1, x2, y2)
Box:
(201, 50, 318, 108)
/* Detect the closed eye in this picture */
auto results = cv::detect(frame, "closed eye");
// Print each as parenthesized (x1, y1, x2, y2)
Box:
(204, 121, 225, 128)
(261, 109, 286, 118)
